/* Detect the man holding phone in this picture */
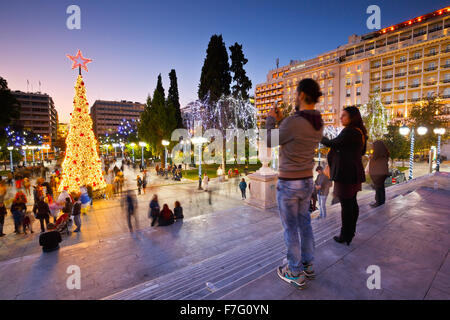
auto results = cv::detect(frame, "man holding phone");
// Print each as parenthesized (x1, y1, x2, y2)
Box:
(266, 78, 324, 289)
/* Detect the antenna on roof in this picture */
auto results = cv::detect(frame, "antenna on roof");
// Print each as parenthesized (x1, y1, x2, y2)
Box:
(276, 58, 279, 69)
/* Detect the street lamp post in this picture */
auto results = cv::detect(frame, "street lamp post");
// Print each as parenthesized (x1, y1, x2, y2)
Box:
(162, 140, 170, 179)
(130, 143, 136, 162)
(112, 143, 118, 158)
(39, 146, 44, 163)
(191, 137, 207, 190)
(7, 147, 14, 172)
(31, 146, 36, 165)
(22, 146, 28, 166)
(400, 125, 428, 180)
(433, 127, 446, 172)
(139, 142, 146, 168)
(119, 142, 125, 159)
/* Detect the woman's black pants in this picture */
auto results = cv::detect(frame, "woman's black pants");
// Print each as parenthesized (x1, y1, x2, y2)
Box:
(375, 185, 386, 205)
(339, 195, 359, 242)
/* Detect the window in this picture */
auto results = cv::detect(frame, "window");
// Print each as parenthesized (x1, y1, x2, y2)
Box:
(398, 93, 405, 100)
(429, 62, 435, 69)
(356, 87, 361, 95)
(346, 78, 351, 85)
(356, 98, 361, 105)
(328, 80, 333, 86)
(346, 89, 351, 97)
(346, 67, 351, 73)
(412, 92, 419, 99)
(385, 95, 392, 102)
(357, 65, 361, 71)
(328, 97, 333, 104)
(427, 90, 434, 97)
(413, 78, 420, 85)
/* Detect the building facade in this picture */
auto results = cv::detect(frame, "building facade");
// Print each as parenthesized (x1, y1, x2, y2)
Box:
(255, 6, 450, 127)
(90, 100, 145, 136)
(12, 91, 58, 147)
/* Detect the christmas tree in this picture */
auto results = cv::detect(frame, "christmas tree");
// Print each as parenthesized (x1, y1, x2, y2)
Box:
(360, 90, 390, 142)
(58, 50, 106, 193)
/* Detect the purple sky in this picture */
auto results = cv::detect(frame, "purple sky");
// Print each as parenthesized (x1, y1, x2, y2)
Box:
(0, 0, 447, 122)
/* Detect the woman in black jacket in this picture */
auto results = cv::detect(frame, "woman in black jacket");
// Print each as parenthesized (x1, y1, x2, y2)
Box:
(321, 106, 367, 245)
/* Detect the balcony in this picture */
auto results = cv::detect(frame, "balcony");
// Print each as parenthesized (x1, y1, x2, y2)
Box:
(408, 98, 420, 102)
(396, 58, 407, 64)
(354, 80, 362, 84)
(424, 66, 438, 72)
(345, 82, 352, 86)
(442, 79, 450, 84)
(356, 92, 361, 96)
(411, 55, 422, 61)
(396, 99, 406, 103)
(372, 64, 381, 69)
(424, 51, 438, 57)
(395, 72, 407, 77)
(383, 61, 394, 67)
(346, 94, 351, 97)
(424, 81, 437, 86)
(371, 77, 381, 81)
(443, 94, 450, 99)
(395, 86, 406, 90)
(442, 64, 450, 69)
(409, 69, 422, 75)
(409, 84, 420, 88)
(382, 88, 392, 92)
(384, 101, 392, 105)
(383, 75, 393, 79)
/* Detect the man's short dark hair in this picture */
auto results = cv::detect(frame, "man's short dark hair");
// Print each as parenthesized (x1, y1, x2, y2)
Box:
(316, 166, 323, 171)
(297, 78, 322, 104)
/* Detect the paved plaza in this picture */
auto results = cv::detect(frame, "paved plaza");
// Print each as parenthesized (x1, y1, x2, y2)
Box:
(0, 166, 449, 299)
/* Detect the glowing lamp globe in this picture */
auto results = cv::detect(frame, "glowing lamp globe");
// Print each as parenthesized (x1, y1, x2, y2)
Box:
(417, 126, 428, 136)
(433, 128, 446, 135)
(399, 126, 410, 136)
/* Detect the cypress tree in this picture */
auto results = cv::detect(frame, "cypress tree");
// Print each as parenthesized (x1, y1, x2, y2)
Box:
(198, 34, 231, 103)
(168, 69, 183, 128)
(229, 42, 252, 100)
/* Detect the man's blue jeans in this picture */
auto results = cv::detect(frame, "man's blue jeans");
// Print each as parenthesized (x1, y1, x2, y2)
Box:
(277, 178, 315, 274)
(318, 193, 328, 219)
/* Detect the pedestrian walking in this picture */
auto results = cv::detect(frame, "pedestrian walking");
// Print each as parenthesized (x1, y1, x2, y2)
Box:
(0, 202, 7, 236)
(149, 194, 160, 227)
(137, 175, 143, 195)
(266, 78, 324, 288)
(368, 140, 390, 208)
(321, 106, 367, 246)
(124, 190, 138, 231)
(142, 172, 148, 194)
(11, 198, 27, 234)
(72, 196, 82, 232)
(314, 166, 332, 219)
(203, 173, 209, 191)
(33, 196, 51, 233)
(239, 178, 247, 200)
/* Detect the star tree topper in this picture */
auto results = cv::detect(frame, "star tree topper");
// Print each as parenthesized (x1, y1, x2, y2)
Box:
(67, 50, 92, 73)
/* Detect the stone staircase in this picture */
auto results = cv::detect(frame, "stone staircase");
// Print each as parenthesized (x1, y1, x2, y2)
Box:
(104, 173, 446, 300)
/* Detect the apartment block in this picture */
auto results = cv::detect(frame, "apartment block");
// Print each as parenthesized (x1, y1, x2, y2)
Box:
(12, 91, 58, 147)
(255, 6, 450, 127)
(90, 100, 145, 136)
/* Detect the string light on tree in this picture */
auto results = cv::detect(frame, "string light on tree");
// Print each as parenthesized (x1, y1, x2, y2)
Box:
(58, 50, 106, 193)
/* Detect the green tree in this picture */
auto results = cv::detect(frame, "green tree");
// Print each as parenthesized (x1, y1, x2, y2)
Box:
(409, 96, 448, 152)
(229, 42, 252, 100)
(168, 69, 183, 128)
(360, 90, 390, 142)
(383, 124, 410, 166)
(0, 77, 21, 144)
(198, 34, 231, 103)
(138, 75, 176, 166)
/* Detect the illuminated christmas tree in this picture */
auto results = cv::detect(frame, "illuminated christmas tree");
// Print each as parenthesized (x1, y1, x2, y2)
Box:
(58, 50, 106, 193)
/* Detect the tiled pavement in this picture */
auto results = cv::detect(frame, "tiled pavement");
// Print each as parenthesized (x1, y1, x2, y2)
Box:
(0, 172, 449, 300)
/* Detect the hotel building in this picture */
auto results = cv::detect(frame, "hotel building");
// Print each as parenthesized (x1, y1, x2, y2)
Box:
(90, 100, 145, 136)
(11, 91, 58, 147)
(255, 6, 450, 127)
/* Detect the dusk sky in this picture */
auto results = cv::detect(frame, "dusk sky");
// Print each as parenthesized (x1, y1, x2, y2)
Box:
(1, 0, 447, 122)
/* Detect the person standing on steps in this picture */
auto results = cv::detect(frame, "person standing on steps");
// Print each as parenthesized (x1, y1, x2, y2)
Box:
(368, 140, 390, 208)
(314, 166, 332, 219)
(149, 194, 160, 227)
(321, 106, 367, 246)
(239, 178, 247, 200)
(267, 78, 324, 289)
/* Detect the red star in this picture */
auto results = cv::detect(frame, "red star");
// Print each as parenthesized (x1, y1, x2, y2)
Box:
(67, 50, 92, 72)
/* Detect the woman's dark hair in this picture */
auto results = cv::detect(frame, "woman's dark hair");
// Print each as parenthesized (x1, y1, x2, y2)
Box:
(297, 78, 322, 104)
(175, 201, 181, 207)
(343, 106, 368, 139)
